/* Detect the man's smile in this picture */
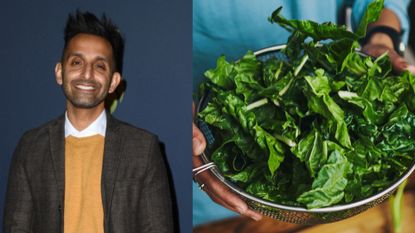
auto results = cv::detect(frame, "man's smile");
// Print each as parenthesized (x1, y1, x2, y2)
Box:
(75, 84, 96, 91)
(72, 80, 99, 92)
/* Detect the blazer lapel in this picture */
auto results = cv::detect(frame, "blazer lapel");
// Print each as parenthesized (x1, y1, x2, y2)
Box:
(48, 116, 66, 202)
(102, 113, 122, 225)
(47, 112, 122, 230)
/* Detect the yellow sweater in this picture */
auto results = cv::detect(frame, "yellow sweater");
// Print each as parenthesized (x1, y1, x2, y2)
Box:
(64, 135, 105, 233)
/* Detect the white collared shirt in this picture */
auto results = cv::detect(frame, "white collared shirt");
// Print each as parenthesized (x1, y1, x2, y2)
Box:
(64, 110, 107, 138)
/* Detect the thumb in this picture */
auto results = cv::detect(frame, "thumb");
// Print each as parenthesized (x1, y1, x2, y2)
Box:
(193, 122, 206, 156)
(405, 65, 415, 74)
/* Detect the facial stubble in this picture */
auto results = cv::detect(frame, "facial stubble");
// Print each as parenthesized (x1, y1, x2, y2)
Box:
(60, 69, 112, 109)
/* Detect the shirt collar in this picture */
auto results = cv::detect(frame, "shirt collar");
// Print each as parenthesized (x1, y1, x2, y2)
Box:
(64, 110, 107, 138)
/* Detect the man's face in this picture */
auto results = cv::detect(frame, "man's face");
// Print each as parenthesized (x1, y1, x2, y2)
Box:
(55, 33, 121, 110)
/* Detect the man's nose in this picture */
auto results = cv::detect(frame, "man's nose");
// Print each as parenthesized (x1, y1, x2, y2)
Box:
(83, 64, 93, 79)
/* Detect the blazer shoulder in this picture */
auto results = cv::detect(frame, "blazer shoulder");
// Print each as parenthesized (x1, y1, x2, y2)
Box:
(19, 115, 64, 142)
(13, 115, 64, 162)
(109, 117, 162, 160)
(110, 117, 159, 142)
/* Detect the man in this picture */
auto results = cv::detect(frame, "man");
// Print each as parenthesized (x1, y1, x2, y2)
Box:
(4, 11, 173, 233)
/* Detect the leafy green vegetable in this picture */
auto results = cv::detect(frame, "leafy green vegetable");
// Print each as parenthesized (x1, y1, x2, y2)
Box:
(198, 0, 415, 209)
(297, 151, 350, 209)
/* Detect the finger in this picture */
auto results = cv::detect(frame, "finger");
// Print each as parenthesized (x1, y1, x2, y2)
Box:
(193, 156, 244, 211)
(405, 65, 415, 74)
(192, 122, 206, 156)
(391, 56, 408, 73)
(193, 157, 237, 211)
(206, 179, 248, 213)
(205, 189, 262, 221)
(244, 208, 263, 221)
(192, 101, 207, 156)
(202, 175, 262, 221)
(202, 187, 240, 212)
(393, 62, 407, 73)
(193, 156, 262, 221)
(361, 43, 389, 57)
(362, 44, 409, 74)
(192, 152, 205, 167)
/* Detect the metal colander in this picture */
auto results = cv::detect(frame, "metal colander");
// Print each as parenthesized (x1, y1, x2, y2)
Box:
(196, 45, 415, 225)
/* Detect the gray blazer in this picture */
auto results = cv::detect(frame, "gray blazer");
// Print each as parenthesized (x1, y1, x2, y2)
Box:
(4, 113, 173, 233)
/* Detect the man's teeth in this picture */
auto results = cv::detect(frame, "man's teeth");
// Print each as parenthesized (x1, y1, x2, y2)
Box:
(76, 85, 95, 90)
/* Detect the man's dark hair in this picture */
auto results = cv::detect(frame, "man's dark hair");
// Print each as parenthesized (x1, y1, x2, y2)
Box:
(62, 10, 125, 74)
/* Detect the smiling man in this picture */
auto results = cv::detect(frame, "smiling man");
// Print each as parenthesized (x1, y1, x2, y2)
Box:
(3, 11, 173, 233)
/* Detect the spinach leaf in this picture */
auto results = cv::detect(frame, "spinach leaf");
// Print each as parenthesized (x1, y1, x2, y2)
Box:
(297, 151, 350, 208)
(198, 0, 414, 209)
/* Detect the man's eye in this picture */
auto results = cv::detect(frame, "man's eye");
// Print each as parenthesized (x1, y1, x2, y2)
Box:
(71, 60, 81, 66)
(96, 64, 106, 70)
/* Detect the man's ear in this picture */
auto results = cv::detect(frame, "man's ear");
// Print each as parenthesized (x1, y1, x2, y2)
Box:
(55, 63, 63, 85)
(109, 72, 121, 93)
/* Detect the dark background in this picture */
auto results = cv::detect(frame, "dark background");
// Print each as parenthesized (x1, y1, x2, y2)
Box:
(409, 0, 415, 52)
(0, 0, 191, 232)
